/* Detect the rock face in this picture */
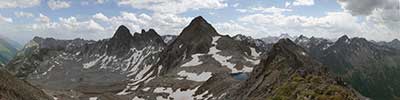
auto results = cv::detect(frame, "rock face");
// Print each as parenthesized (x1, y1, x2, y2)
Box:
(233, 34, 272, 53)
(293, 35, 334, 59)
(0, 67, 52, 100)
(227, 39, 362, 100)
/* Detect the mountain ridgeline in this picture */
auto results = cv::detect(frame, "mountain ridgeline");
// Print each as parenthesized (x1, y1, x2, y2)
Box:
(3, 16, 400, 100)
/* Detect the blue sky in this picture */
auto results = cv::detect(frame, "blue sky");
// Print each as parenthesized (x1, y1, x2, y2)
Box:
(0, 0, 399, 44)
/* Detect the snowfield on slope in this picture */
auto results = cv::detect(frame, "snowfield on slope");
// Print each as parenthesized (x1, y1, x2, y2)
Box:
(177, 70, 212, 82)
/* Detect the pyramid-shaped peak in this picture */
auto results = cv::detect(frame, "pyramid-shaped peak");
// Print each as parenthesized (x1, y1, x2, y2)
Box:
(391, 39, 400, 43)
(338, 35, 350, 41)
(276, 38, 296, 46)
(298, 35, 308, 39)
(272, 38, 311, 59)
(112, 25, 133, 40)
(191, 16, 207, 23)
(336, 35, 351, 44)
(176, 16, 219, 42)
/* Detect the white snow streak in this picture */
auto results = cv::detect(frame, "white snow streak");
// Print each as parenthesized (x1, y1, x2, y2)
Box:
(153, 87, 202, 100)
(177, 70, 212, 82)
(181, 54, 203, 67)
(89, 97, 98, 100)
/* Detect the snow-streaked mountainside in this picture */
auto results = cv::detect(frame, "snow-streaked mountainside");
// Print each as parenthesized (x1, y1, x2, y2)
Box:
(3, 16, 400, 100)
(6, 26, 166, 100)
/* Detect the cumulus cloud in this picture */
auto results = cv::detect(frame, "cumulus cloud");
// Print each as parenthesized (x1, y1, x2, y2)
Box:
(14, 12, 34, 18)
(47, 0, 71, 10)
(35, 13, 51, 23)
(0, 15, 13, 23)
(96, 0, 105, 4)
(237, 6, 292, 14)
(31, 16, 106, 40)
(117, 0, 228, 14)
(337, 0, 398, 15)
(93, 13, 109, 21)
(337, 0, 400, 40)
(0, 0, 41, 8)
(81, 0, 106, 5)
(292, 0, 314, 6)
(215, 11, 362, 39)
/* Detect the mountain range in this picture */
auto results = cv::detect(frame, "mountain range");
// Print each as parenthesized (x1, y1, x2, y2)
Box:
(1, 16, 400, 100)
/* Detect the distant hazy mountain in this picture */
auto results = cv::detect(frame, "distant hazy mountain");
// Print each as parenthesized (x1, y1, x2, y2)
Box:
(259, 33, 296, 44)
(376, 39, 400, 50)
(0, 36, 20, 66)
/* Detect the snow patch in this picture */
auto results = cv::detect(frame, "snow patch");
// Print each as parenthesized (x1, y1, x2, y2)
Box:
(153, 87, 202, 100)
(89, 97, 98, 100)
(164, 36, 173, 43)
(301, 51, 307, 56)
(249, 47, 260, 57)
(177, 70, 212, 82)
(181, 54, 203, 67)
(83, 54, 105, 69)
(132, 96, 145, 100)
(322, 44, 332, 50)
(195, 90, 213, 100)
(142, 87, 151, 91)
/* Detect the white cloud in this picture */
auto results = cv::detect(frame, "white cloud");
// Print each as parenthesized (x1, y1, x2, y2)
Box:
(31, 16, 106, 40)
(35, 13, 51, 23)
(96, 0, 105, 4)
(117, 0, 228, 14)
(216, 11, 363, 39)
(337, 0, 400, 40)
(292, 0, 314, 6)
(252, 6, 292, 14)
(285, 2, 291, 8)
(0, 0, 41, 8)
(47, 0, 71, 10)
(236, 6, 292, 14)
(81, 0, 106, 5)
(14, 12, 34, 18)
(93, 13, 109, 21)
(0, 15, 13, 23)
(232, 3, 239, 7)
